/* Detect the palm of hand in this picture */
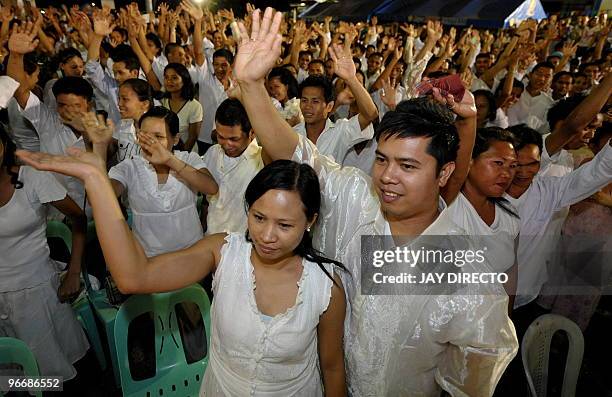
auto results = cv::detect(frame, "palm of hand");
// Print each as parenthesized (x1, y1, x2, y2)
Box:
(17, 149, 105, 181)
(234, 39, 279, 83)
(94, 18, 112, 36)
(144, 145, 171, 165)
(9, 32, 36, 54)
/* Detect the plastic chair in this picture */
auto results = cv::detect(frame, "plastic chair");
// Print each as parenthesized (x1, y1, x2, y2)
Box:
(46, 221, 107, 371)
(521, 314, 584, 397)
(113, 285, 212, 397)
(0, 337, 42, 397)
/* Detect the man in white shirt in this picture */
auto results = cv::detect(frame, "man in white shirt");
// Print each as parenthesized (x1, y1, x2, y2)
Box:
(293, 72, 378, 164)
(364, 51, 383, 90)
(551, 71, 573, 101)
(202, 99, 263, 235)
(233, 10, 516, 396)
(507, 62, 556, 131)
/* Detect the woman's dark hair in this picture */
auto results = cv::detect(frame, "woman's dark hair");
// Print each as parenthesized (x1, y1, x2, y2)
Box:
(268, 67, 298, 101)
(376, 97, 459, 173)
(120, 79, 154, 110)
(244, 160, 346, 284)
(58, 47, 83, 65)
(471, 127, 519, 218)
(215, 99, 251, 135)
(164, 63, 195, 101)
(508, 124, 543, 152)
(0, 128, 23, 189)
(145, 33, 163, 57)
(473, 89, 497, 123)
(138, 106, 179, 137)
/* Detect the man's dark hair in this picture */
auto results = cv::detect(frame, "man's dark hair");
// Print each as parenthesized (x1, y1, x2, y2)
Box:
(145, 32, 163, 56)
(494, 78, 524, 97)
(475, 52, 492, 61)
(298, 50, 313, 59)
(57, 47, 83, 64)
(213, 48, 234, 64)
(52, 76, 94, 102)
(110, 44, 137, 63)
(552, 71, 573, 83)
(112, 27, 128, 41)
(368, 51, 383, 60)
(531, 61, 555, 74)
(299, 76, 335, 103)
(376, 97, 459, 173)
(113, 55, 141, 72)
(309, 59, 324, 68)
(164, 42, 182, 58)
(547, 94, 587, 130)
(215, 98, 252, 135)
(508, 124, 543, 152)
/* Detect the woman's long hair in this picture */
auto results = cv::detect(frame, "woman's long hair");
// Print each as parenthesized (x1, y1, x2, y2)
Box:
(244, 160, 347, 284)
(0, 128, 23, 189)
(164, 63, 195, 101)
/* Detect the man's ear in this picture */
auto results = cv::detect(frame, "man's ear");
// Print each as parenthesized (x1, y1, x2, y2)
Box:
(438, 161, 456, 187)
(325, 100, 335, 114)
(173, 134, 180, 146)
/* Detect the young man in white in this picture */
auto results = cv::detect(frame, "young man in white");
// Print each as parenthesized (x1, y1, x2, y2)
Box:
(506, 62, 556, 131)
(232, 9, 517, 396)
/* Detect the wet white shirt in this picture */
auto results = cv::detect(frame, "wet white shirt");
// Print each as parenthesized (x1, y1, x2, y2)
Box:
(194, 60, 230, 144)
(507, 89, 555, 131)
(108, 151, 206, 257)
(202, 140, 263, 235)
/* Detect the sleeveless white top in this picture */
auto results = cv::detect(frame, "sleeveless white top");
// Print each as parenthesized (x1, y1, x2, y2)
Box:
(200, 233, 334, 396)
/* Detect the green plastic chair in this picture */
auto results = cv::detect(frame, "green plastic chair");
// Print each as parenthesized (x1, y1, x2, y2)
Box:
(113, 285, 212, 397)
(45, 221, 107, 372)
(0, 337, 42, 397)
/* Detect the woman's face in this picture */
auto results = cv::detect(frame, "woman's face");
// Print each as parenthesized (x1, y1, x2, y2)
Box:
(467, 140, 517, 197)
(247, 189, 314, 263)
(164, 68, 184, 93)
(475, 94, 490, 127)
(139, 117, 176, 151)
(268, 77, 289, 104)
(61, 56, 85, 77)
(118, 85, 150, 121)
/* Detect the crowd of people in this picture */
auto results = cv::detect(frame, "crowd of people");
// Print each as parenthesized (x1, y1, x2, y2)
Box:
(0, 0, 611, 395)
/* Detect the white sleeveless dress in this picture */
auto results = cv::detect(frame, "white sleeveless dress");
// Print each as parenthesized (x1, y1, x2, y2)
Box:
(200, 233, 334, 396)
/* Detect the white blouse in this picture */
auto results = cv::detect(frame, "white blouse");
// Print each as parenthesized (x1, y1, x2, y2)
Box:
(0, 167, 66, 292)
(108, 151, 206, 257)
(201, 233, 333, 396)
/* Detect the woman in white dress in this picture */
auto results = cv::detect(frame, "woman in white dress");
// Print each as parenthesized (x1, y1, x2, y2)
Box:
(0, 129, 90, 379)
(21, 127, 347, 397)
(114, 78, 154, 162)
(447, 127, 520, 307)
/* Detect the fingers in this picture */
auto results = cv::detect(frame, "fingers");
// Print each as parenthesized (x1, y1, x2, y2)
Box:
(250, 8, 261, 40)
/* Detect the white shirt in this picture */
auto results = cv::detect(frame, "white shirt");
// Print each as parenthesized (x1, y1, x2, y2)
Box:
(341, 139, 377, 175)
(293, 115, 374, 164)
(365, 70, 381, 91)
(202, 140, 263, 235)
(0, 76, 19, 109)
(446, 192, 519, 272)
(292, 134, 517, 396)
(507, 141, 612, 308)
(194, 61, 229, 144)
(108, 152, 206, 257)
(161, 98, 204, 144)
(7, 97, 39, 152)
(371, 86, 406, 120)
(20, 94, 86, 209)
(85, 60, 121, 126)
(0, 166, 66, 292)
(507, 89, 555, 131)
(201, 233, 333, 396)
(113, 119, 141, 163)
(297, 68, 309, 84)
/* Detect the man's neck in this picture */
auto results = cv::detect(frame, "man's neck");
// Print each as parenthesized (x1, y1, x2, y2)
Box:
(387, 204, 440, 237)
(305, 119, 327, 144)
(506, 182, 529, 199)
(526, 85, 543, 97)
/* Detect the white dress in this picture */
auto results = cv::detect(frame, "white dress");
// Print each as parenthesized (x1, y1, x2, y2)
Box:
(446, 192, 519, 273)
(108, 152, 206, 257)
(0, 167, 89, 378)
(201, 233, 333, 396)
(292, 135, 518, 396)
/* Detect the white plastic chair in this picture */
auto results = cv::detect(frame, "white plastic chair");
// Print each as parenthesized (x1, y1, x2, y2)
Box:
(521, 313, 584, 397)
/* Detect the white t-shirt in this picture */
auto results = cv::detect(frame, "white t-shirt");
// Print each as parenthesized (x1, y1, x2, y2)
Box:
(0, 166, 67, 292)
(160, 98, 204, 144)
(108, 151, 206, 257)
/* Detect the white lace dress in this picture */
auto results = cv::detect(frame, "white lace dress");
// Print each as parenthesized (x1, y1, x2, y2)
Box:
(200, 233, 334, 396)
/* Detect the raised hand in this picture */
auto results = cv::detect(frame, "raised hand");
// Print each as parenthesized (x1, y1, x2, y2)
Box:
(17, 148, 106, 182)
(0, 6, 14, 23)
(181, 0, 203, 21)
(234, 7, 283, 85)
(92, 8, 114, 37)
(82, 112, 114, 146)
(432, 85, 476, 119)
(137, 132, 173, 165)
(328, 39, 356, 81)
(8, 22, 39, 54)
(380, 78, 397, 110)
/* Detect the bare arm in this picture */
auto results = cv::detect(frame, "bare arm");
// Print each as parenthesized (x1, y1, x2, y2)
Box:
(182, 0, 204, 66)
(7, 24, 39, 108)
(317, 274, 347, 397)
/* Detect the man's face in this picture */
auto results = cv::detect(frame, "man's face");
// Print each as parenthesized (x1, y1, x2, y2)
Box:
(110, 30, 124, 44)
(215, 122, 253, 157)
(213, 31, 224, 48)
(213, 56, 231, 79)
(167, 47, 187, 65)
(552, 74, 573, 98)
(475, 56, 492, 75)
(572, 76, 588, 94)
(511, 144, 541, 189)
(307, 62, 325, 77)
(56, 93, 90, 127)
(528, 66, 553, 93)
(61, 56, 84, 77)
(390, 63, 405, 80)
(371, 135, 454, 222)
(367, 55, 383, 74)
(324, 59, 335, 79)
(112, 61, 138, 84)
(564, 113, 603, 150)
(298, 53, 312, 70)
(300, 86, 333, 125)
(583, 65, 600, 84)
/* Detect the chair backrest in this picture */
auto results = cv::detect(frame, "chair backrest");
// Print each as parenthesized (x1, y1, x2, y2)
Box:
(113, 284, 212, 397)
(0, 337, 42, 397)
(46, 220, 72, 254)
(521, 313, 584, 397)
